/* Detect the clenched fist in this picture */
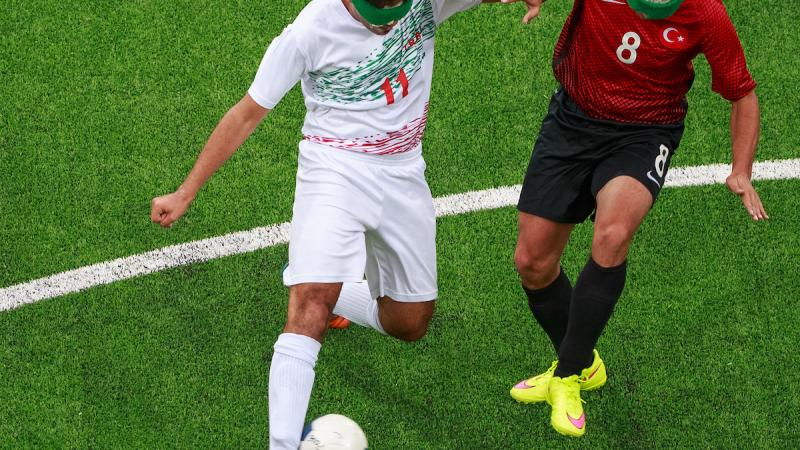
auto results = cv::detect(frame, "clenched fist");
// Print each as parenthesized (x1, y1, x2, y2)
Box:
(151, 190, 194, 228)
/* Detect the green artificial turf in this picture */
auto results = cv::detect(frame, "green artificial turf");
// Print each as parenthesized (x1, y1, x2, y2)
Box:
(1, 180, 798, 448)
(1, 0, 799, 448)
(2, 0, 798, 286)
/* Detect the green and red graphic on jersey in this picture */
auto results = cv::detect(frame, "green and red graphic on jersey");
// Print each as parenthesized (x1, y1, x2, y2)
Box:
(308, 0, 435, 104)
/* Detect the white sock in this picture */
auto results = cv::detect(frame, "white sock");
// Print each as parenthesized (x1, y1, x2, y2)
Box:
(268, 333, 322, 450)
(333, 281, 386, 334)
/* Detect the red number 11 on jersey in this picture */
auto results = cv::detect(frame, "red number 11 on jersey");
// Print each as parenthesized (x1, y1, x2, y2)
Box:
(381, 68, 409, 105)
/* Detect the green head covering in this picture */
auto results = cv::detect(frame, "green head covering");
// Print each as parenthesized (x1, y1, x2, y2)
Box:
(627, 0, 685, 20)
(351, 0, 413, 26)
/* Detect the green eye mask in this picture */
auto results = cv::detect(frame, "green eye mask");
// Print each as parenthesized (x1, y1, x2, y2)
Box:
(627, 0, 685, 20)
(351, 0, 413, 26)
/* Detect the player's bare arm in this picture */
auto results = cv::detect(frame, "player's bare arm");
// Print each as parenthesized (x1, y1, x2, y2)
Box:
(726, 89, 767, 221)
(499, 0, 546, 24)
(483, 0, 546, 23)
(150, 94, 269, 228)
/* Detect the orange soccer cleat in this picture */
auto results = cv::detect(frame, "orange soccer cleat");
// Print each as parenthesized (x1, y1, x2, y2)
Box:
(328, 315, 351, 329)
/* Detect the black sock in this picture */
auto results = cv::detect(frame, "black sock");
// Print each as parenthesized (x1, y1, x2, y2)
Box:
(554, 258, 627, 377)
(523, 268, 572, 353)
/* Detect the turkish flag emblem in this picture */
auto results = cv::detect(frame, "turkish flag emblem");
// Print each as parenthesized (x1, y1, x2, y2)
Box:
(660, 26, 688, 49)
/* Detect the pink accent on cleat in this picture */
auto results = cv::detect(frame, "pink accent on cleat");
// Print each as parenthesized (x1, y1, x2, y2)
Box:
(515, 380, 533, 389)
(567, 413, 585, 429)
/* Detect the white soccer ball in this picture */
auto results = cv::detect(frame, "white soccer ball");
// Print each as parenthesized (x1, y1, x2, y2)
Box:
(299, 414, 368, 450)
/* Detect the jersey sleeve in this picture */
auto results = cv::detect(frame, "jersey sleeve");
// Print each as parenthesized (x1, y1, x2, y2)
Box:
(431, 0, 482, 25)
(701, 3, 757, 102)
(248, 25, 309, 109)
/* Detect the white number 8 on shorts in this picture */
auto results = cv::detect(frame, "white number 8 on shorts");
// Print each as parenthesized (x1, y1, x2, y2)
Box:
(655, 144, 670, 178)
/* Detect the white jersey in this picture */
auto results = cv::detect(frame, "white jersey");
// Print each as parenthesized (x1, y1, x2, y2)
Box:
(248, 0, 481, 159)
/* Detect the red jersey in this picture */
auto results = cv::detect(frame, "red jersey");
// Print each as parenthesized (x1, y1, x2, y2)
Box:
(553, 0, 757, 124)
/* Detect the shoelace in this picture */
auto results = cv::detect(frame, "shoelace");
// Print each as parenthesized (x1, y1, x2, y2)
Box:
(561, 377, 586, 405)
(566, 389, 586, 405)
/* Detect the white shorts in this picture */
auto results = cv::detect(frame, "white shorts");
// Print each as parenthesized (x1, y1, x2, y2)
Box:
(283, 144, 437, 302)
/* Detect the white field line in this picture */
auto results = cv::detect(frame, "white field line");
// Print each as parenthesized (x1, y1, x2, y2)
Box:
(1, 158, 798, 312)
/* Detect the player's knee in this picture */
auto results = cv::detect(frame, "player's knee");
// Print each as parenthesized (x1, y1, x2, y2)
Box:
(593, 223, 635, 258)
(514, 245, 542, 275)
(391, 329, 426, 342)
(514, 246, 558, 288)
(391, 321, 429, 342)
(385, 304, 434, 342)
(514, 244, 531, 272)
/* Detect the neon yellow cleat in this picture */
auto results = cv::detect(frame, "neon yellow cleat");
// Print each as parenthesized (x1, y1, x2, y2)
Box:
(546, 375, 586, 437)
(510, 360, 557, 403)
(510, 349, 606, 403)
(578, 349, 607, 391)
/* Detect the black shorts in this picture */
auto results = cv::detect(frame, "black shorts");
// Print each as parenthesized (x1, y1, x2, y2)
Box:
(518, 89, 685, 224)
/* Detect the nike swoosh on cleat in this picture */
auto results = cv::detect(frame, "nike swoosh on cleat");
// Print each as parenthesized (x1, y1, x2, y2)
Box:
(601, 0, 626, 4)
(587, 365, 600, 380)
(567, 413, 586, 429)
(515, 380, 535, 389)
(646, 170, 662, 188)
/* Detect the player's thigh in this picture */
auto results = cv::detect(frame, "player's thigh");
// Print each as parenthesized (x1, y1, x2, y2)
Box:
(594, 176, 653, 230)
(287, 210, 366, 285)
(365, 158, 437, 303)
(516, 212, 575, 261)
(591, 176, 653, 265)
(589, 129, 683, 256)
(285, 150, 377, 286)
(519, 90, 618, 227)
